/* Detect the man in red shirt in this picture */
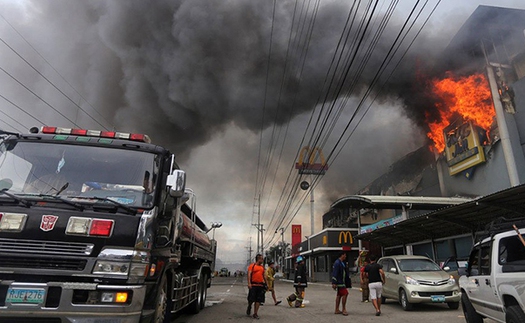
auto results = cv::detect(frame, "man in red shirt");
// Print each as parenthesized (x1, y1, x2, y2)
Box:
(247, 254, 267, 319)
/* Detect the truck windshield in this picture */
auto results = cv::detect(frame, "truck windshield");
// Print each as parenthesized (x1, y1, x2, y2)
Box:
(0, 140, 159, 209)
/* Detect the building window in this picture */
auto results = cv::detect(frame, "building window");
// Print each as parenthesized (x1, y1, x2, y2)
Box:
(316, 255, 326, 272)
(434, 240, 451, 262)
(454, 236, 473, 260)
(412, 243, 432, 258)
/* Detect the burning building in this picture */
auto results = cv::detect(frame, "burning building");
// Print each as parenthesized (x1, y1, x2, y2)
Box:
(324, 5, 525, 263)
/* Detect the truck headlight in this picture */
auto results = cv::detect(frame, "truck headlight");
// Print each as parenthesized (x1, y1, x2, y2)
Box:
(405, 276, 419, 285)
(129, 263, 149, 277)
(93, 261, 129, 275)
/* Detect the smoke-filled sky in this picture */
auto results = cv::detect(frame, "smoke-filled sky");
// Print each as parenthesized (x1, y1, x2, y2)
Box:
(1, 0, 524, 266)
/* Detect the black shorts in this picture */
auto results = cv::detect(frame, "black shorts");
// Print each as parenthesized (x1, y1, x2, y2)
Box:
(248, 286, 266, 303)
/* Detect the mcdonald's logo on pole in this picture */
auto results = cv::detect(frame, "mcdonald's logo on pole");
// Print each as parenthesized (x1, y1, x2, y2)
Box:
(295, 146, 328, 175)
(291, 225, 302, 252)
(338, 231, 353, 245)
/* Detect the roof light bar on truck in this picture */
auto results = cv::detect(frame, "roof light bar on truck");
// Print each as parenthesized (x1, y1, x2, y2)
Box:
(31, 126, 151, 143)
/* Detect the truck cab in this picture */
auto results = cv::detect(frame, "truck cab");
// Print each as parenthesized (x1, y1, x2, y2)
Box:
(0, 127, 215, 322)
(459, 218, 525, 323)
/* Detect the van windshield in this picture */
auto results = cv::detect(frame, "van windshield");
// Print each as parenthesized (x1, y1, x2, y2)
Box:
(0, 141, 159, 208)
(398, 259, 441, 272)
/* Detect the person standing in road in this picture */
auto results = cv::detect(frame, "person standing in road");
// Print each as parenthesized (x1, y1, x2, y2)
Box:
(360, 260, 370, 302)
(247, 254, 267, 319)
(331, 251, 350, 316)
(286, 256, 308, 308)
(364, 254, 385, 316)
(265, 261, 282, 306)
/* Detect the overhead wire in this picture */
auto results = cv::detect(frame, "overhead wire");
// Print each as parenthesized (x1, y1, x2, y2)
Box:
(0, 13, 114, 130)
(264, 0, 442, 249)
(263, 0, 322, 231)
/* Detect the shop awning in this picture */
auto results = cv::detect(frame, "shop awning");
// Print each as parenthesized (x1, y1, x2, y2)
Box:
(353, 184, 525, 247)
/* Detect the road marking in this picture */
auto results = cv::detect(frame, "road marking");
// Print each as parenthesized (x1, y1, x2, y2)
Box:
(227, 289, 230, 292)
(205, 299, 224, 307)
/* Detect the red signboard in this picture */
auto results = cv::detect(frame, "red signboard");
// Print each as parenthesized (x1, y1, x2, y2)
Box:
(291, 224, 301, 255)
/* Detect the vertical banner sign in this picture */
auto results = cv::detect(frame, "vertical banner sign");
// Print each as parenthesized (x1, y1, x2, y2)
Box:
(291, 225, 302, 255)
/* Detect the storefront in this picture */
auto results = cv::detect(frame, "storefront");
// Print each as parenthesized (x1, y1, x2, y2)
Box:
(286, 227, 359, 282)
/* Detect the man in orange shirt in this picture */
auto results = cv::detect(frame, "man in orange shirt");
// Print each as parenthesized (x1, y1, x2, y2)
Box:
(247, 254, 268, 319)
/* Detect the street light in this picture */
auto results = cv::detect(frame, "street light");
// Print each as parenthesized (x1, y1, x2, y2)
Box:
(208, 222, 222, 240)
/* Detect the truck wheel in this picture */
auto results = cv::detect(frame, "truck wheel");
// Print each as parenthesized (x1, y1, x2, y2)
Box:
(461, 293, 482, 323)
(200, 274, 208, 310)
(506, 305, 525, 323)
(188, 274, 204, 314)
(399, 289, 413, 311)
(153, 274, 172, 323)
(447, 302, 459, 310)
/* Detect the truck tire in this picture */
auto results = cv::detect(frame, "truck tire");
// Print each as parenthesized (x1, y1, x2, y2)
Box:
(188, 274, 205, 314)
(461, 293, 483, 323)
(447, 302, 460, 310)
(506, 305, 525, 323)
(199, 273, 208, 310)
(153, 274, 172, 323)
(400, 289, 413, 311)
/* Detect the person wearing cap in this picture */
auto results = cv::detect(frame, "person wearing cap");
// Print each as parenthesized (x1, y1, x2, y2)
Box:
(286, 256, 308, 308)
(265, 260, 282, 306)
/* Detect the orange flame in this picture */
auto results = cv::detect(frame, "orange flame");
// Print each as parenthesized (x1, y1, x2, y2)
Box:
(426, 72, 495, 152)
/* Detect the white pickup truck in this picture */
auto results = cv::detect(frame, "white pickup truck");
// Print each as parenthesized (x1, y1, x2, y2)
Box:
(459, 221, 525, 323)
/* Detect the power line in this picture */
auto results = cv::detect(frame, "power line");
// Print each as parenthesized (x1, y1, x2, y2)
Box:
(0, 14, 114, 130)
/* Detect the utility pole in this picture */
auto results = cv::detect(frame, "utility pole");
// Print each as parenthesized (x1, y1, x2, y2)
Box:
(260, 224, 264, 257)
(245, 237, 252, 265)
(275, 227, 286, 272)
(252, 194, 267, 256)
(310, 174, 314, 236)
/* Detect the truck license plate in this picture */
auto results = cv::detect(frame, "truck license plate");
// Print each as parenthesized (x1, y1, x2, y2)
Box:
(430, 295, 445, 302)
(6, 288, 46, 304)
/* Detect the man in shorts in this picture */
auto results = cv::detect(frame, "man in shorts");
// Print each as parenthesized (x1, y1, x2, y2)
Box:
(365, 254, 386, 316)
(331, 251, 349, 316)
(247, 254, 267, 319)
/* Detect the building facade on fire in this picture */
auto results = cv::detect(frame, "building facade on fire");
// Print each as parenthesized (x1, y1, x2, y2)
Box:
(289, 5, 525, 280)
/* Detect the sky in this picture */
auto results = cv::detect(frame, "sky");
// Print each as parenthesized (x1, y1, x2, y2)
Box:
(1, 0, 525, 267)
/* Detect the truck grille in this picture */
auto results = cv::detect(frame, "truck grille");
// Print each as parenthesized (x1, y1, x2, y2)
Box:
(0, 238, 93, 256)
(0, 255, 87, 271)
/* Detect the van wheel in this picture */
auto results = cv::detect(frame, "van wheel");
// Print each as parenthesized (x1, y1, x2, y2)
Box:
(153, 274, 172, 323)
(461, 293, 482, 323)
(399, 289, 413, 311)
(506, 305, 525, 323)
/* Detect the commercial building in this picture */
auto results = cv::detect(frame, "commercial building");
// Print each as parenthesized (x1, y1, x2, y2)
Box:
(288, 5, 525, 279)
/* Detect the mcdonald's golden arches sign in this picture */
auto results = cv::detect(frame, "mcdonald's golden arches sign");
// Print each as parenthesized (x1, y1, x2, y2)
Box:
(295, 146, 328, 175)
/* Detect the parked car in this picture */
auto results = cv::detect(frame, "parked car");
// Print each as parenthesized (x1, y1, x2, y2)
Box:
(441, 256, 468, 284)
(378, 255, 461, 311)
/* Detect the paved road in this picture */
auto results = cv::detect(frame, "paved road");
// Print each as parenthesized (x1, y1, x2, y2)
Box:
(172, 276, 492, 323)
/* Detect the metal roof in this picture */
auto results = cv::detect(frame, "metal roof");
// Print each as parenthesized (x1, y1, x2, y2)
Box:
(331, 195, 471, 210)
(355, 184, 525, 247)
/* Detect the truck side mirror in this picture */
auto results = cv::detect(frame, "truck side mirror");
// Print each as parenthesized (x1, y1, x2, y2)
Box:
(166, 170, 186, 197)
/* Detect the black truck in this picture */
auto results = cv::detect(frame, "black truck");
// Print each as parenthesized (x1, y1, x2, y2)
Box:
(0, 126, 216, 322)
